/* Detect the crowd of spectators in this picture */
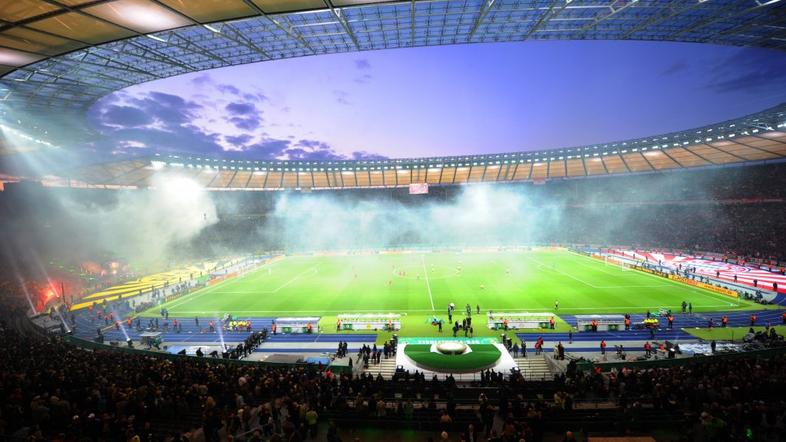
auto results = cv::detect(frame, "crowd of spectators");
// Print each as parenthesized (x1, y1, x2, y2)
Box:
(559, 355, 786, 441)
(1, 287, 786, 441)
(0, 316, 343, 441)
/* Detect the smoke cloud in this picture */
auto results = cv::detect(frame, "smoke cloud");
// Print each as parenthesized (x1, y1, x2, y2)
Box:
(0, 163, 741, 285)
(261, 185, 564, 251)
(0, 172, 218, 275)
(64, 173, 219, 267)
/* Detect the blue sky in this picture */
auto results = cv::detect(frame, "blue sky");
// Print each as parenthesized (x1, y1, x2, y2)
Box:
(86, 40, 786, 161)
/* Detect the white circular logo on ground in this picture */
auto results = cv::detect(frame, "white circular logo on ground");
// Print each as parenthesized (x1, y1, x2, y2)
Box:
(434, 341, 469, 355)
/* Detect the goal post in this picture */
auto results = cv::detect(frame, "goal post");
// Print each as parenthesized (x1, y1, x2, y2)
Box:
(604, 255, 631, 271)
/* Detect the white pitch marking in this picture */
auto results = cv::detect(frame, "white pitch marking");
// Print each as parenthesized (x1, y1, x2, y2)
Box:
(161, 262, 314, 311)
(421, 254, 435, 311)
(221, 266, 318, 294)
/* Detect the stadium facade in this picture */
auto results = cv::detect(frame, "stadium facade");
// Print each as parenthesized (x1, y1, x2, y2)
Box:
(1, 0, 786, 186)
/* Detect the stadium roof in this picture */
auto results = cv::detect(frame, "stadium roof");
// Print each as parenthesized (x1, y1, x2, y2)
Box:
(1, 0, 786, 188)
(1, 0, 786, 114)
(57, 103, 786, 190)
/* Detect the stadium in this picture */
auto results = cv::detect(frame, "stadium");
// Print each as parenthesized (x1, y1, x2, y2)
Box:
(1, 1, 786, 441)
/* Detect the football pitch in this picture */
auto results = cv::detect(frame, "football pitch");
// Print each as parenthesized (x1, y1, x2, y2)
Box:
(149, 249, 760, 338)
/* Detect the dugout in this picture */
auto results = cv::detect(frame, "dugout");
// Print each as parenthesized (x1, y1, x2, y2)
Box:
(575, 314, 626, 332)
(487, 312, 553, 330)
(275, 317, 320, 333)
(337, 313, 400, 331)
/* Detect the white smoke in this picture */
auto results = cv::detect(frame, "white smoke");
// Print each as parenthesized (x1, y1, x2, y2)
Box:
(62, 172, 218, 268)
(262, 185, 564, 251)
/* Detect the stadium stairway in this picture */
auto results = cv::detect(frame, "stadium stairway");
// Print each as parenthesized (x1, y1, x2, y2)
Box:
(357, 355, 552, 381)
(771, 293, 786, 306)
(360, 356, 399, 379)
(515, 355, 553, 381)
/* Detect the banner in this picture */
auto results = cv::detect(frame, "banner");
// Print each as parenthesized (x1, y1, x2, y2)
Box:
(409, 183, 428, 194)
(632, 265, 669, 278)
(668, 274, 738, 298)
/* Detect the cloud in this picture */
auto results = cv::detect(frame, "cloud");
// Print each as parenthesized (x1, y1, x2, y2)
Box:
(126, 91, 201, 126)
(354, 73, 372, 84)
(118, 140, 147, 149)
(243, 92, 268, 102)
(282, 147, 343, 161)
(246, 138, 292, 157)
(351, 150, 388, 160)
(91, 90, 204, 144)
(226, 102, 257, 116)
(354, 58, 371, 70)
(240, 137, 365, 161)
(190, 73, 213, 86)
(98, 125, 225, 156)
(224, 101, 262, 130)
(706, 49, 786, 94)
(262, 139, 389, 161)
(228, 115, 262, 131)
(193, 77, 268, 105)
(661, 60, 688, 77)
(297, 139, 331, 150)
(101, 105, 154, 127)
(281, 138, 343, 160)
(217, 84, 241, 95)
(333, 90, 351, 105)
(87, 87, 389, 161)
(89, 90, 224, 156)
(224, 134, 254, 147)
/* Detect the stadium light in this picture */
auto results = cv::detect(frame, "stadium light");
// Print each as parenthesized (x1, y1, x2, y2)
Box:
(146, 34, 168, 43)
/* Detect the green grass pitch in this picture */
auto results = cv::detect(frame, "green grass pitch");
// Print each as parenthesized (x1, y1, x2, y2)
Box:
(149, 249, 762, 342)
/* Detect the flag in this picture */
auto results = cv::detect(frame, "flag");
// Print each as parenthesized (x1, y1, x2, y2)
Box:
(409, 183, 429, 194)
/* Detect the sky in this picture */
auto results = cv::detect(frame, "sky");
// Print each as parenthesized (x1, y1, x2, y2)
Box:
(84, 40, 786, 162)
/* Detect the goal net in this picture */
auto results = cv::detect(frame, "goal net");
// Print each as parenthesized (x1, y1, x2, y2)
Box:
(605, 255, 631, 271)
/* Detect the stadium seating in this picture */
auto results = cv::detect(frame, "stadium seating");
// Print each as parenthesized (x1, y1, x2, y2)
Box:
(1, 305, 785, 441)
